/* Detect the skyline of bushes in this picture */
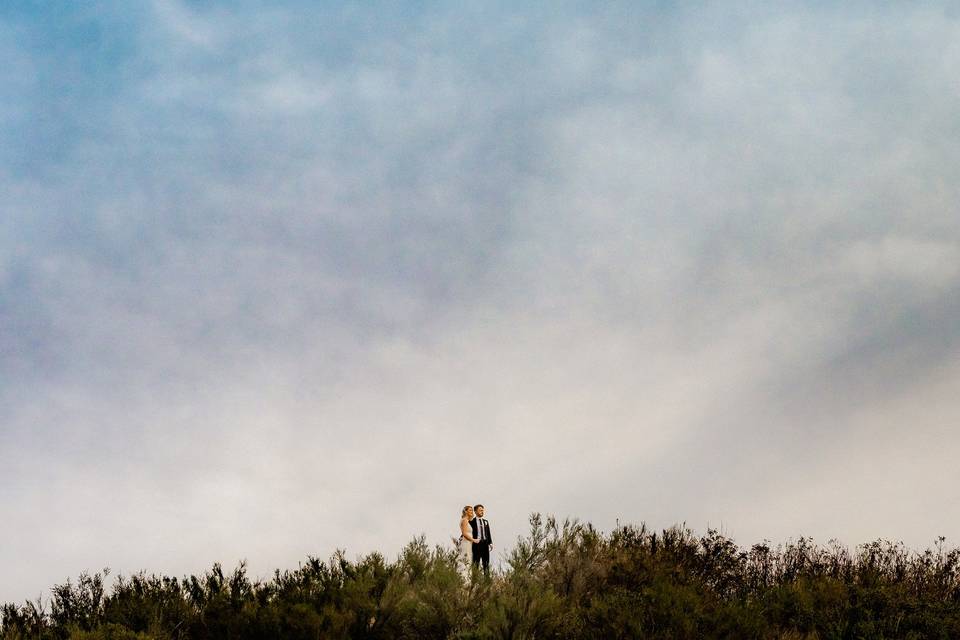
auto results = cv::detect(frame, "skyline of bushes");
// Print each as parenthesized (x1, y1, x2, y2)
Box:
(3, 514, 959, 639)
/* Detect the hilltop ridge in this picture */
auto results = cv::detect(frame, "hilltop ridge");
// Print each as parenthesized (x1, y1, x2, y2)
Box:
(3, 514, 959, 639)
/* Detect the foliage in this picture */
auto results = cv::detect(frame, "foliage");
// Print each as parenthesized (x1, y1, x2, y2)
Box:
(3, 516, 959, 639)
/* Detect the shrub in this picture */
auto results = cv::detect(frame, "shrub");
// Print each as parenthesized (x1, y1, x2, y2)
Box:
(3, 515, 959, 639)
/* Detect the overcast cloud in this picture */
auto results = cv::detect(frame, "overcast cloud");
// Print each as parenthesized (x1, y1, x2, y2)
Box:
(2, 1, 960, 604)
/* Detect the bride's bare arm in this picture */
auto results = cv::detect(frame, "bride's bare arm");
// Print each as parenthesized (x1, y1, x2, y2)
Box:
(460, 518, 479, 542)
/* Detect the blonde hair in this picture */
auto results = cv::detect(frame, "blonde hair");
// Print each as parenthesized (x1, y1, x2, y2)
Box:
(461, 505, 473, 517)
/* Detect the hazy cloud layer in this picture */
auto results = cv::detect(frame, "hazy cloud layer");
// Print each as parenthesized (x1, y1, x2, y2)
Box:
(3, 1, 960, 603)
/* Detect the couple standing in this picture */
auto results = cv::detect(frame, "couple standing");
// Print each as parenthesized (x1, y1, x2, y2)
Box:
(456, 504, 493, 576)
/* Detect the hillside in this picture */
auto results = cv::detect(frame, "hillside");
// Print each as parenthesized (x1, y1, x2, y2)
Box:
(3, 514, 959, 639)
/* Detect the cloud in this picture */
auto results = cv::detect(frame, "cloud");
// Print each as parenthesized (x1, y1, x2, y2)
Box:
(150, 0, 220, 49)
(2, 1, 960, 604)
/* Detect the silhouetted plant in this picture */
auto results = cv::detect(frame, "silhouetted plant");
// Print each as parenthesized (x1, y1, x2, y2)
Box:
(4, 515, 960, 639)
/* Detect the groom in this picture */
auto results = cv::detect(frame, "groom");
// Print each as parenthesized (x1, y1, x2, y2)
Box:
(470, 504, 493, 574)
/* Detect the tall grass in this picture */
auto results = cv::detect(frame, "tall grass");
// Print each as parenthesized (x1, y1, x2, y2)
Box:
(3, 514, 959, 639)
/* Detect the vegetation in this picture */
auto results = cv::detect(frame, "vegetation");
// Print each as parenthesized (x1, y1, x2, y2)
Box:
(3, 514, 959, 639)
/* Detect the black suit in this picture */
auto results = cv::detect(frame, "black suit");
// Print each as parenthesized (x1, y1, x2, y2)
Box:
(470, 516, 492, 573)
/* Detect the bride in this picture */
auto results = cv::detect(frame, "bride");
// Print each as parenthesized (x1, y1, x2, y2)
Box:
(453, 505, 480, 577)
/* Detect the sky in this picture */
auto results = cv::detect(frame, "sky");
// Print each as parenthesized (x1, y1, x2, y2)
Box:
(2, 0, 960, 605)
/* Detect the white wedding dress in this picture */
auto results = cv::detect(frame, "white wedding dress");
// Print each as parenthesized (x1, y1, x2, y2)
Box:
(455, 517, 473, 578)
(458, 537, 472, 571)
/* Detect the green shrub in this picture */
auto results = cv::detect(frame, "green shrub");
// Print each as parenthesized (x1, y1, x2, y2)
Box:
(4, 515, 959, 639)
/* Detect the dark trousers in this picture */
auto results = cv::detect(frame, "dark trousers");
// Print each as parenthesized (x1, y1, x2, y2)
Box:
(472, 542, 490, 573)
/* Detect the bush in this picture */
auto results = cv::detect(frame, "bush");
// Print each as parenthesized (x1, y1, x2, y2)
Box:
(3, 515, 959, 639)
